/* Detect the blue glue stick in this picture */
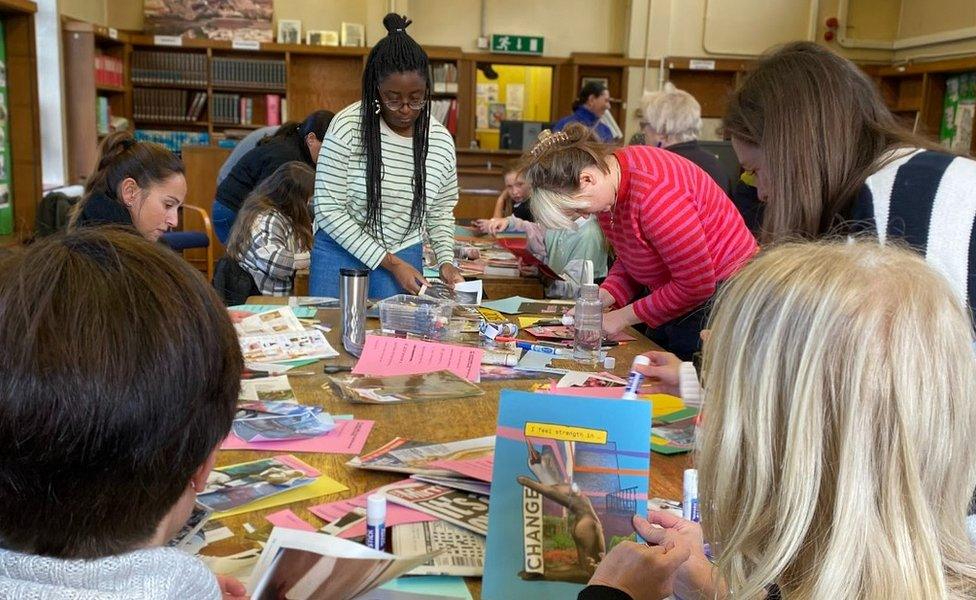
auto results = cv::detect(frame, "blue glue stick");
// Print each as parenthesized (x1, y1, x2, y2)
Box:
(365, 493, 386, 550)
(621, 355, 650, 400)
(682, 469, 700, 523)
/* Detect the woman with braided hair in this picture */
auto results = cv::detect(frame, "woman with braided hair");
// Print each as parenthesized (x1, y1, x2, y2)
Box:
(522, 124, 756, 359)
(309, 13, 463, 297)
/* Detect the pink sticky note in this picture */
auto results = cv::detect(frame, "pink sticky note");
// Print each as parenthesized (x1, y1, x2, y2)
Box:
(308, 483, 436, 539)
(221, 418, 374, 454)
(542, 385, 627, 398)
(266, 509, 316, 532)
(428, 456, 494, 483)
(352, 335, 484, 383)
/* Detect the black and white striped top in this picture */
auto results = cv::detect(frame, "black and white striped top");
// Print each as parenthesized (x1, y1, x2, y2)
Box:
(312, 102, 458, 269)
(853, 148, 976, 318)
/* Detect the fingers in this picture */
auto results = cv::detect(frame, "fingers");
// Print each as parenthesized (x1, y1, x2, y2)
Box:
(647, 538, 692, 568)
(633, 514, 670, 546)
(646, 509, 686, 529)
(643, 351, 677, 366)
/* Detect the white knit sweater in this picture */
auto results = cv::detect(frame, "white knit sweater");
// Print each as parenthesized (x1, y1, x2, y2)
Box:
(0, 546, 220, 599)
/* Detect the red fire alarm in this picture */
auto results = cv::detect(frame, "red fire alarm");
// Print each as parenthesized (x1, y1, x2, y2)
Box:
(825, 17, 839, 30)
(824, 30, 836, 42)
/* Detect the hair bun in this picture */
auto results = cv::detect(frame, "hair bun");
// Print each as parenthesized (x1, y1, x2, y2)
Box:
(382, 13, 412, 35)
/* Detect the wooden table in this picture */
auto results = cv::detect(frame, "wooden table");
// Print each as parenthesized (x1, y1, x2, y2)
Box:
(220, 302, 690, 597)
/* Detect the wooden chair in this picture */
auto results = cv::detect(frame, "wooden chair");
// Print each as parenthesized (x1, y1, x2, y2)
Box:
(161, 204, 214, 281)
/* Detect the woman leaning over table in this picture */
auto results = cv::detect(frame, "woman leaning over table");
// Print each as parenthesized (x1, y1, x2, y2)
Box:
(579, 240, 976, 600)
(521, 123, 756, 360)
(308, 13, 463, 298)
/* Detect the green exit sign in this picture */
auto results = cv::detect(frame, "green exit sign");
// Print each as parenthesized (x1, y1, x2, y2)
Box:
(490, 34, 544, 56)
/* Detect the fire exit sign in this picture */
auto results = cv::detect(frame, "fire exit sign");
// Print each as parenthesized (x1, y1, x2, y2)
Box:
(490, 34, 544, 56)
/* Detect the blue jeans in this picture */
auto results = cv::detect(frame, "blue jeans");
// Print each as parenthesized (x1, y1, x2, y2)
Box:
(212, 200, 236, 245)
(309, 229, 422, 299)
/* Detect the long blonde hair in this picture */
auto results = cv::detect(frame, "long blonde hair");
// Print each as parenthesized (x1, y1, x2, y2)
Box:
(699, 240, 976, 599)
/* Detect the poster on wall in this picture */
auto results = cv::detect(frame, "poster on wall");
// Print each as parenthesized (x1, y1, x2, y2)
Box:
(0, 24, 11, 235)
(143, 0, 274, 42)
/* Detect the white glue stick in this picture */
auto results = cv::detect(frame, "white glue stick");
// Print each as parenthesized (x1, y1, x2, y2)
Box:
(621, 355, 650, 400)
(682, 469, 700, 523)
(366, 494, 387, 550)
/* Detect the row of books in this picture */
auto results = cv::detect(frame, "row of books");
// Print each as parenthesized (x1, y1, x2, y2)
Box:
(134, 130, 210, 154)
(430, 98, 459, 135)
(211, 57, 286, 90)
(212, 93, 284, 127)
(94, 54, 124, 88)
(431, 62, 459, 94)
(131, 50, 207, 86)
(133, 89, 207, 123)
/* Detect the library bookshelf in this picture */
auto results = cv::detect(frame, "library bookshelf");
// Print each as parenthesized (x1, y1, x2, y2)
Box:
(0, 0, 40, 242)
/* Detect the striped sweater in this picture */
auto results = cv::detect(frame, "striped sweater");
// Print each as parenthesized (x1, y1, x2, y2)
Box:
(599, 146, 757, 327)
(852, 148, 976, 318)
(312, 102, 459, 269)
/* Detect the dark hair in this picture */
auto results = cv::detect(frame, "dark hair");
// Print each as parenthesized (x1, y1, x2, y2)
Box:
(70, 131, 184, 228)
(226, 161, 315, 260)
(360, 13, 431, 241)
(0, 227, 241, 559)
(260, 109, 336, 164)
(722, 41, 941, 244)
(572, 81, 608, 111)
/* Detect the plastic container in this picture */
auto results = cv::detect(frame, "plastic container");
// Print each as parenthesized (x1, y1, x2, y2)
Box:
(377, 294, 454, 339)
(573, 283, 603, 365)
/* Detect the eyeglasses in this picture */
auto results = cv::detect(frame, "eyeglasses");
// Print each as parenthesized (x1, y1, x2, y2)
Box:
(381, 98, 428, 111)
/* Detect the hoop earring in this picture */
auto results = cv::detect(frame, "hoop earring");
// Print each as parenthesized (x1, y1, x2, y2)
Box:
(373, 99, 382, 115)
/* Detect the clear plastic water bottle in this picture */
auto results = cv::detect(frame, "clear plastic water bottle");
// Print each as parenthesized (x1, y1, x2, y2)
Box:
(573, 283, 603, 364)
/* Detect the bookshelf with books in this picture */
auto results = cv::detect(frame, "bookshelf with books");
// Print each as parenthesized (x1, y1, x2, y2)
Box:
(0, 0, 40, 240)
(210, 49, 286, 137)
(875, 57, 976, 154)
(63, 20, 133, 183)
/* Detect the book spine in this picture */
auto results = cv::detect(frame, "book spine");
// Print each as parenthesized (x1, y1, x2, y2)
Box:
(266, 94, 280, 126)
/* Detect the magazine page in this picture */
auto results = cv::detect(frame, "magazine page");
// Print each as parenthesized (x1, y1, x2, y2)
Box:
(240, 328, 339, 363)
(197, 455, 319, 513)
(384, 482, 489, 536)
(249, 528, 437, 600)
(392, 521, 485, 577)
(327, 370, 484, 404)
(235, 306, 305, 335)
(348, 436, 494, 477)
(483, 391, 651, 599)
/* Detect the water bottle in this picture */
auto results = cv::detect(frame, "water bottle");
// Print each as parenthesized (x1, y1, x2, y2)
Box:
(340, 268, 369, 357)
(573, 283, 603, 364)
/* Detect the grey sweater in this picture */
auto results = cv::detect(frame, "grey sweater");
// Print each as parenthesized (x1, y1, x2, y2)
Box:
(0, 546, 220, 599)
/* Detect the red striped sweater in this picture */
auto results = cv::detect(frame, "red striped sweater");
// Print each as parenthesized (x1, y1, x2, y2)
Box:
(598, 146, 757, 327)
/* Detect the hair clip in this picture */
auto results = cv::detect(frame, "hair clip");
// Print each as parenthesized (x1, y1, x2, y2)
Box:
(529, 130, 570, 157)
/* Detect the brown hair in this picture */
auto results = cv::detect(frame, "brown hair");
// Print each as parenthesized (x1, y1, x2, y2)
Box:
(69, 131, 184, 228)
(226, 161, 315, 260)
(722, 41, 941, 244)
(518, 123, 611, 229)
(0, 227, 241, 558)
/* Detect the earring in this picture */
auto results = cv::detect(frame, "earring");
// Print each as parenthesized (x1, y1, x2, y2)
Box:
(373, 99, 382, 115)
(124, 202, 133, 208)
(190, 480, 197, 492)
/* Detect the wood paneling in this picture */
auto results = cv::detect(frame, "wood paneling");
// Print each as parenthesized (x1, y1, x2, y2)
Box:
(286, 53, 363, 118)
(4, 7, 41, 239)
(182, 145, 231, 268)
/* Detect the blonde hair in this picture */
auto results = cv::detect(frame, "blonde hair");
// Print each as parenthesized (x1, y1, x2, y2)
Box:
(520, 123, 610, 230)
(699, 240, 976, 599)
(640, 82, 701, 143)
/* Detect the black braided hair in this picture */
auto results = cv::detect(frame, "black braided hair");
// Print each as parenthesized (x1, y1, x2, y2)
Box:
(360, 13, 431, 242)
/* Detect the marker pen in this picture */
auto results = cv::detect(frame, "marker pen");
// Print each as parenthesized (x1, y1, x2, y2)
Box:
(621, 355, 650, 400)
(515, 341, 568, 355)
(682, 469, 700, 523)
(365, 494, 387, 551)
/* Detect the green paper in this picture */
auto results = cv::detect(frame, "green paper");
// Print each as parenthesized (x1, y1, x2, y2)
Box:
(377, 575, 473, 599)
(230, 304, 317, 318)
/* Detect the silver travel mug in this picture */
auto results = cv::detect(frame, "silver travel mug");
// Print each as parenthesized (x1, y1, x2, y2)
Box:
(340, 268, 369, 357)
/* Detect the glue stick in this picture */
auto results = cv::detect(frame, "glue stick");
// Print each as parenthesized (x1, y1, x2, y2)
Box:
(621, 355, 650, 400)
(682, 469, 700, 523)
(365, 494, 386, 551)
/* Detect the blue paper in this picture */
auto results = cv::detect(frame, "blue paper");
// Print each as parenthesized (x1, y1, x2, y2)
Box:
(481, 296, 534, 314)
(229, 304, 317, 319)
(483, 390, 652, 600)
(376, 575, 472, 599)
(423, 267, 441, 278)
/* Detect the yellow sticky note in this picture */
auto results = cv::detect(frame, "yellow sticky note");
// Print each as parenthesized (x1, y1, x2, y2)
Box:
(518, 316, 547, 328)
(212, 475, 348, 520)
(640, 393, 685, 418)
(525, 422, 608, 444)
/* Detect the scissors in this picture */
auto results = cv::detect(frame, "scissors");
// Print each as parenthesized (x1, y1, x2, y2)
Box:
(323, 365, 353, 374)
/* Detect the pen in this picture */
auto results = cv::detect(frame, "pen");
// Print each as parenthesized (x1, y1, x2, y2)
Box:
(515, 341, 570, 355)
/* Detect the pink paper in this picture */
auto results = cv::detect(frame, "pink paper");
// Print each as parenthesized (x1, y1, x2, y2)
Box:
(308, 483, 436, 539)
(427, 456, 494, 483)
(352, 335, 484, 383)
(266, 509, 316, 532)
(221, 418, 374, 454)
